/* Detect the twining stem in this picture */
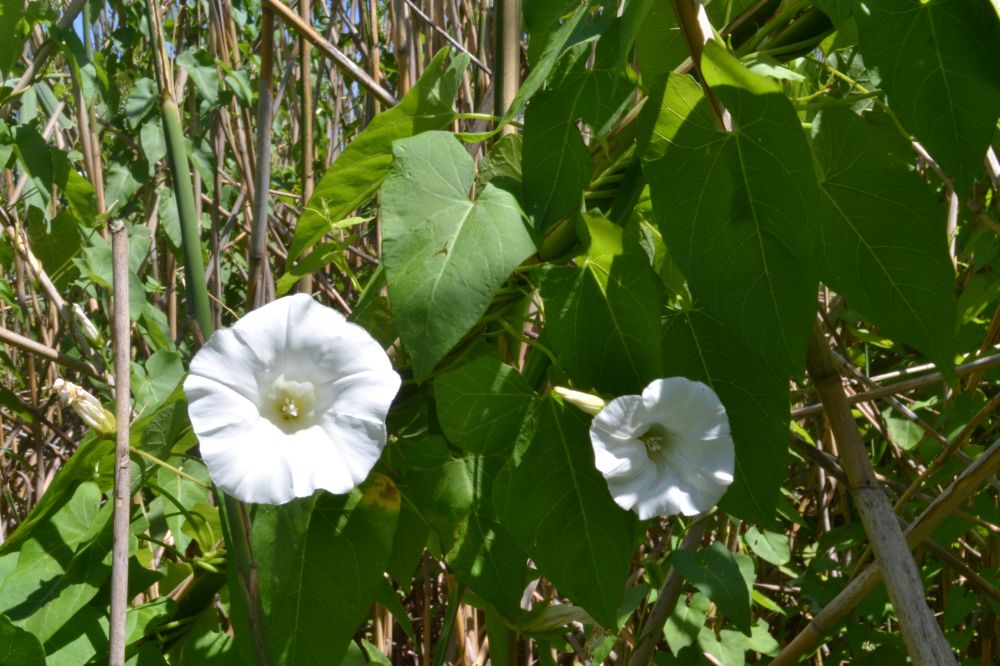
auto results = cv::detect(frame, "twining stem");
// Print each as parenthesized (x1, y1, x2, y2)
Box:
(805, 325, 956, 666)
(108, 220, 131, 666)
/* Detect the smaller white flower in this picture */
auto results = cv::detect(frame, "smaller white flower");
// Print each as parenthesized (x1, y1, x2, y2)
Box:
(183, 294, 401, 505)
(589, 377, 734, 519)
(553, 386, 607, 415)
(52, 378, 117, 434)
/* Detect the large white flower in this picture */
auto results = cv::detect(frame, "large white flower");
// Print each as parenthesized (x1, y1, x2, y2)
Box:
(183, 294, 401, 504)
(589, 378, 734, 519)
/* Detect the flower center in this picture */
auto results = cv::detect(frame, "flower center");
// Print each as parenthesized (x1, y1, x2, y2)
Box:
(266, 375, 317, 432)
(640, 424, 674, 457)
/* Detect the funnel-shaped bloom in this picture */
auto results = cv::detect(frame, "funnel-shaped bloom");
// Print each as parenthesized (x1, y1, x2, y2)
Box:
(183, 294, 401, 504)
(590, 378, 734, 519)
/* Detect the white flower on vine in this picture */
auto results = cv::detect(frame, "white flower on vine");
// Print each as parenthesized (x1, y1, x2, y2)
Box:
(589, 378, 734, 519)
(183, 294, 401, 504)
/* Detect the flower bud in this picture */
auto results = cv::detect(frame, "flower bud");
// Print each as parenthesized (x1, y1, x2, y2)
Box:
(53, 378, 117, 434)
(71, 304, 102, 346)
(553, 386, 607, 416)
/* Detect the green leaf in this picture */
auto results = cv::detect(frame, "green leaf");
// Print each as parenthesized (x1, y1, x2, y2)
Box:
(394, 436, 528, 616)
(854, 0, 1000, 194)
(642, 43, 821, 376)
(132, 350, 184, 416)
(0, 482, 114, 645)
(26, 209, 82, 289)
(541, 212, 663, 395)
(475, 133, 523, 200)
(672, 541, 752, 635)
(104, 161, 145, 212)
(522, 90, 592, 231)
(503, 3, 608, 124)
(382, 131, 536, 380)
(0, 614, 45, 666)
(664, 592, 710, 655)
(434, 356, 535, 454)
(662, 308, 788, 525)
(256, 477, 399, 666)
(13, 124, 98, 224)
(812, 108, 956, 375)
(0, 435, 111, 556)
(126, 78, 159, 129)
(744, 526, 790, 566)
(494, 397, 635, 628)
(176, 48, 219, 105)
(287, 49, 466, 263)
(0, 0, 30, 79)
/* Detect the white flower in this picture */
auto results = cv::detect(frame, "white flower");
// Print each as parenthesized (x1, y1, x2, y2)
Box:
(53, 378, 117, 434)
(70, 304, 102, 345)
(183, 294, 401, 504)
(589, 378, 734, 519)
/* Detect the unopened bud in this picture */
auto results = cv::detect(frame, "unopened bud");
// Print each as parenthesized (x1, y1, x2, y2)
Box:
(71, 304, 102, 345)
(553, 386, 607, 416)
(53, 378, 117, 434)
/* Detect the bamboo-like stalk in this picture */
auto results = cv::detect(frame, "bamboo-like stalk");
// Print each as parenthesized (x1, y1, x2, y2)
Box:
(264, 0, 397, 106)
(805, 325, 956, 665)
(494, 0, 519, 135)
(772, 435, 1000, 665)
(248, 8, 276, 309)
(299, 0, 315, 294)
(107, 220, 131, 666)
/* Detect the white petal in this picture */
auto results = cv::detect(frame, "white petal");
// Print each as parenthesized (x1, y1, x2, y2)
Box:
(198, 418, 298, 504)
(640, 377, 705, 428)
(605, 462, 659, 513)
(319, 413, 387, 487)
(589, 427, 650, 480)
(591, 394, 646, 439)
(187, 327, 266, 403)
(184, 374, 261, 434)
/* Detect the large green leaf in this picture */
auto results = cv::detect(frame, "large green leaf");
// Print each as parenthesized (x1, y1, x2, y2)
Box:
(854, 0, 1000, 195)
(641, 42, 821, 376)
(812, 108, 956, 373)
(671, 542, 752, 635)
(393, 436, 528, 617)
(286, 49, 466, 264)
(256, 478, 399, 666)
(522, 90, 592, 231)
(541, 213, 663, 395)
(662, 308, 789, 525)
(434, 356, 535, 454)
(381, 131, 536, 380)
(494, 396, 635, 628)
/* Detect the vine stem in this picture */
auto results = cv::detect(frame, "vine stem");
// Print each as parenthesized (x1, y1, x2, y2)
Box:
(108, 220, 131, 666)
(805, 325, 956, 665)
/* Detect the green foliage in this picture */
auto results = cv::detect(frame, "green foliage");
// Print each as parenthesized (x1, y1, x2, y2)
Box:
(286, 49, 467, 265)
(381, 131, 536, 380)
(3, 1, 999, 663)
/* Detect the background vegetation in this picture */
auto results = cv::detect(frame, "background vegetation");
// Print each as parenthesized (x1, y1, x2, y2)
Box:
(1, 0, 999, 664)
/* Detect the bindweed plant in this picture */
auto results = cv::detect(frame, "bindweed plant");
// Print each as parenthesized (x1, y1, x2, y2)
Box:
(0, 1, 998, 665)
